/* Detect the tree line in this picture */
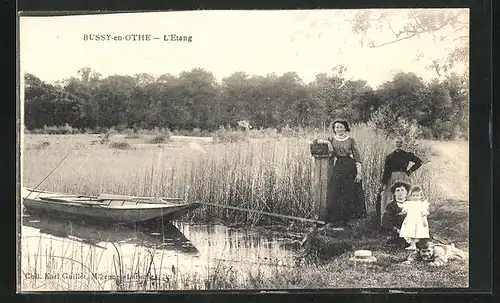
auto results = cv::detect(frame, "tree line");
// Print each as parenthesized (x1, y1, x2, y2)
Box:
(24, 66, 468, 140)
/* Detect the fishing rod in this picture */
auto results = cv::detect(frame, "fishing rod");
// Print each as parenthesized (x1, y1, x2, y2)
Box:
(36, 150, 95, 196)
(34, 149, 97, 199)
(25, 150, 72, 200)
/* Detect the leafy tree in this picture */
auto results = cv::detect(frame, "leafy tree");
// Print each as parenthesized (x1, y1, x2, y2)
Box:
(376, 72, 428, 121)
(127, 82, 161, 129)
(61, 67, 102, 128)
(24, 65, 468, 140)
(351, 89, 382, 123)
(24, 73, 86, 129)
(24, 73, 58, 129)
(309, 67, 347, 123)
(350, 9, 469, 78)
(93, 75, 135, 127)
(133, 73, 157, 87)
(177, 68, 219, 130)
(156, 73, 190, 130)
(219, 72, 253, 125)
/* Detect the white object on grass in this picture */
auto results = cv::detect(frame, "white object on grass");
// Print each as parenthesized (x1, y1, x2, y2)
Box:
(349, 250, 377, 263)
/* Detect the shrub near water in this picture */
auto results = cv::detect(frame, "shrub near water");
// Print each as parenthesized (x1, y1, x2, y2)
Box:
(22, 123, 434, 225)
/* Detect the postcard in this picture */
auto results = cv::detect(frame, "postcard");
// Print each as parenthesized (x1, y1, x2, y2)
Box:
(18, 9, 470, 292)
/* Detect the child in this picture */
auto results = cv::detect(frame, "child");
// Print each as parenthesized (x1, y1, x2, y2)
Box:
(403, 239, 468, 266)
(399, 186, 430, 250)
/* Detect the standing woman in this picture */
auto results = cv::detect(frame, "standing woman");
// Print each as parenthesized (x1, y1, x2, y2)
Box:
(378, 136, 423, 227)
(318, 119, 367, 227)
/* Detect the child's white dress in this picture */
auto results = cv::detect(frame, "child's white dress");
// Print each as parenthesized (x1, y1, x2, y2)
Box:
(399, 200, 430, 240)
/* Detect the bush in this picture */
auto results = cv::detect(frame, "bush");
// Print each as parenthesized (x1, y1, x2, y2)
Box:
(172, 128, 212, 137)
(148, 134, 169, 144)
(83, 126, 108, 134)
(431, 120, 456, 140)
(115, 123, 128, 133)
(135, 127, 173, 137)
(191, 128, 202, 137)
(453, 124, 468, 140)
(124, 128, 141, 139)
(419, 126, 435, 140)
(369, 110, 430, 163)
(109, 141, 133, 149)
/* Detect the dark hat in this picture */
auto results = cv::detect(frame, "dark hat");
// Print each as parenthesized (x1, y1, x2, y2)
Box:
(331, 119, 351, 132)
(390, 181, 412, 194)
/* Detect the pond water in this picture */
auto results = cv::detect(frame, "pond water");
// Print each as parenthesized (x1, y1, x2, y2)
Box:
(19, 211, 303, 291)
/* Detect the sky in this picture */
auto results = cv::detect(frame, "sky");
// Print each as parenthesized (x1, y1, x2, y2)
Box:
(19, 9, 468, 89)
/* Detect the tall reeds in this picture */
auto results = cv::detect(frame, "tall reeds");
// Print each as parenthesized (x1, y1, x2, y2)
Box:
(22, 124, 436, 224)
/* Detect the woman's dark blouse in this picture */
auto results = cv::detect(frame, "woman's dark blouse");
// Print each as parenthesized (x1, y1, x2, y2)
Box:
(381, 149, 423, 185)
(381, 200, 405, 232)
(327, 136, 362, 162)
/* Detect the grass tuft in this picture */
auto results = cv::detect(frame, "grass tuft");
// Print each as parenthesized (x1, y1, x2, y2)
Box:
(109, 141, 133, 150)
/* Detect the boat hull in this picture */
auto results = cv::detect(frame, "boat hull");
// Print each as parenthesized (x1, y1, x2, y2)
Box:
(22, 189, 200, 224)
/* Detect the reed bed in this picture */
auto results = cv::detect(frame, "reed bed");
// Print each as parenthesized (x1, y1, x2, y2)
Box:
(21, 124, 438, 225)
(20, 232, 208, 291)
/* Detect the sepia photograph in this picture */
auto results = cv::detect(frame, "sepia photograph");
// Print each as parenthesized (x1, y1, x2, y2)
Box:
(18, 9, 470, 291)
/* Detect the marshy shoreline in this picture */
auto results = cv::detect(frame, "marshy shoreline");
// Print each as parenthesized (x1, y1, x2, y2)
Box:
(19, 127, 469, 291)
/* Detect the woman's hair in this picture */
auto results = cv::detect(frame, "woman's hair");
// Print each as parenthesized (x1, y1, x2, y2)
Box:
(390, 181, 412, 194)
(409, 185, 425, 198)
(331, 119, 350, 133)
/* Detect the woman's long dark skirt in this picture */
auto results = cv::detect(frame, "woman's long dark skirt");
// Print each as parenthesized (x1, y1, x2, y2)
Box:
(325, 157, 367, 224)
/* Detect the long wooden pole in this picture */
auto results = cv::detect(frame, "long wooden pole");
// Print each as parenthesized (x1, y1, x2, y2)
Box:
(194, 200, 326, 225)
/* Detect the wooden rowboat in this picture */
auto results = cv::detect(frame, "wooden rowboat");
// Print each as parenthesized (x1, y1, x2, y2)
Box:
(21, 188, 201, 224)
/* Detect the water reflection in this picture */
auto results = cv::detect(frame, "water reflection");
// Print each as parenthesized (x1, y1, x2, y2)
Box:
(20, 212, 300, 290)
(22, 213, 198, 253)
